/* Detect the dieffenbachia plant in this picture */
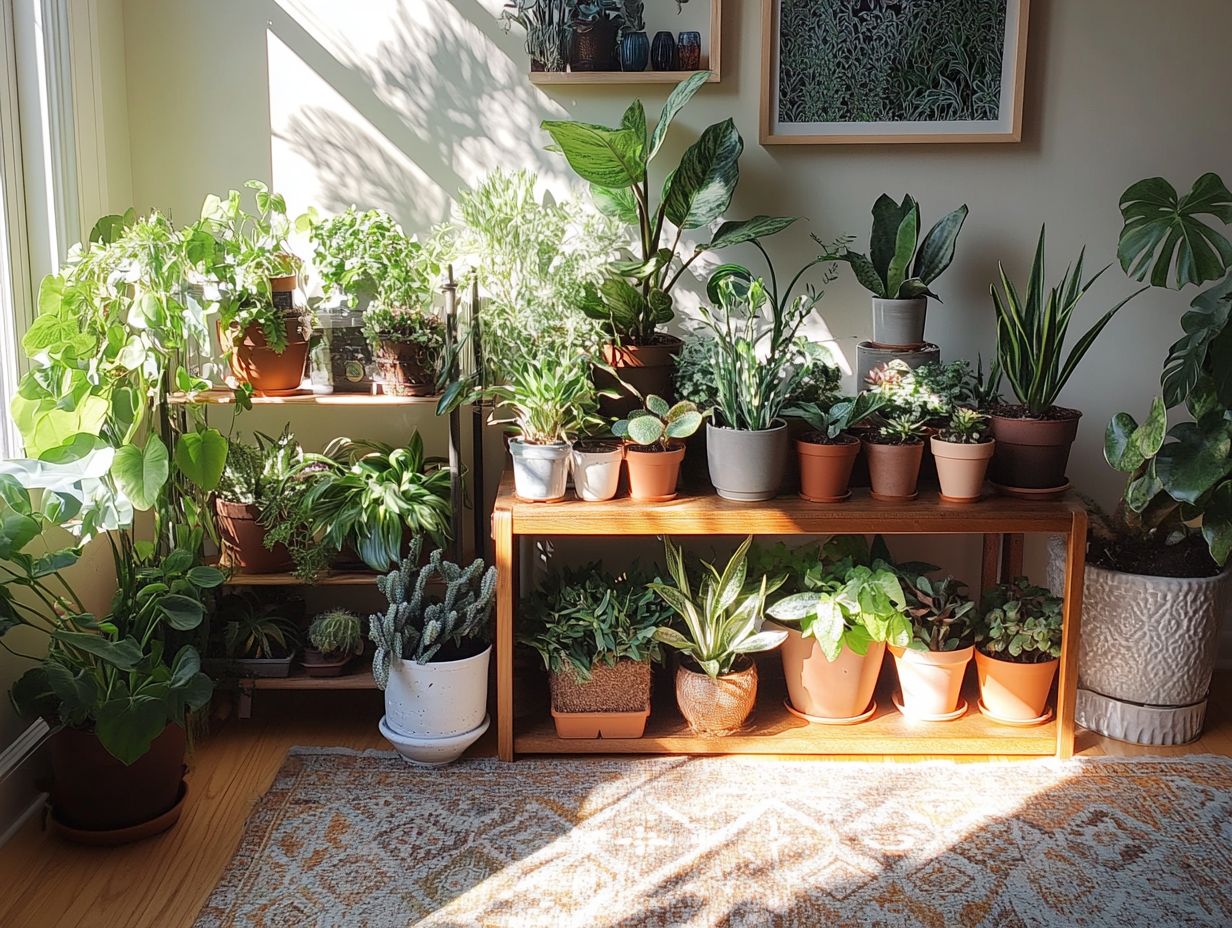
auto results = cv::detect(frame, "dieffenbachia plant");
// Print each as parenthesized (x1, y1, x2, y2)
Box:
(541, 71, 796, 343)
(1105, 174, 1232, 565)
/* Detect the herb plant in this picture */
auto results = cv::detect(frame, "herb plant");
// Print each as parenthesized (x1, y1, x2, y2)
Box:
(976, 578, 1063, 663)
(361, 305, 445, 350)
(518, 564, 670, 680)
(899, 574, 977, 652)
(613, 395, 703, 450)
(937, 408, 991, 444)
(649, 536, 788, 678)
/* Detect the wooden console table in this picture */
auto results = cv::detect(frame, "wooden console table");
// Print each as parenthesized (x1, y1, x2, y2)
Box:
(491, 474, 1087, 761)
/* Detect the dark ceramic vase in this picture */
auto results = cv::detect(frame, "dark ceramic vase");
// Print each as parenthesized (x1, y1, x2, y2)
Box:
(650, 30, 676, 71)
(619, 31, 649, 71)
(677, 31, 702, 70)
(570, 18, 619, 71)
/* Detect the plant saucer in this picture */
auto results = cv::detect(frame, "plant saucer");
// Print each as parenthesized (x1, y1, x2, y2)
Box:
(990, 480, 1072, 501)
(892, 691, 968, 722)
(50, 781, 188, 846)
(798, 490, 851, 503)
(870, 491, 918, 502)
(252, 387, 312, 398)
(784, 698, 876, 725)
(977, 699, 1054, 727)
(938, 493, 982, 503)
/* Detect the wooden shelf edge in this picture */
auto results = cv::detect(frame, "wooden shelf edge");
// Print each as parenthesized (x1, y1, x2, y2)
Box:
(528, 70, 720, 85)
(239, 669, 376, 690)
(222, 569, 381, 587)
(169, 389, 442, 407)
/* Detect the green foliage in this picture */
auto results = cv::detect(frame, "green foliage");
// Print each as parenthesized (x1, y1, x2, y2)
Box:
(788, 339, 843, 406)
(937, 408, 991, 444)
(308, 609, 363, 658)
(899, 573, 976, 652)
(785, 392, 886, 441)
(544, 72, 794, 342)
(612, 395, 703, 450)
(873, 414, 928, 445)
(501, 1, 571, 71)
(517, 564, 670, 680)
(361, 305, 445, 351)
(992, 227, 1145, 416)
(218, 592, 300, 660)
(369, 539, 497, 681)
(648, 536, 787, 678)
(976, 578, 1063, 663)
(827, 195, 968, 300)
(864, 359, 976, 422)
(673, 335, 720, 408)
(1118, 173, 1232, 290)
(486, 354, 605, 445)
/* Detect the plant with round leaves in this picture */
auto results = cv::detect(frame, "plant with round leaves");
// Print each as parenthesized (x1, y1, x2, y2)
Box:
(612, 395, 703, 450)
(975, 578, 1063, 663)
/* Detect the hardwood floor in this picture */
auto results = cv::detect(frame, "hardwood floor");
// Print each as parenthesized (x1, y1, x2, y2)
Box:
(1, 676, 1229, 928)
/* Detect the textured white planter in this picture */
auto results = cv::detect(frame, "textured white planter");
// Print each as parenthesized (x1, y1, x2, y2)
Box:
(384, 646, 491, 739)
(571, 445, 623, 501)
(379, 714, 490, 767)
(509, 439, 571, 501)
(1047, 538, 1232, 745)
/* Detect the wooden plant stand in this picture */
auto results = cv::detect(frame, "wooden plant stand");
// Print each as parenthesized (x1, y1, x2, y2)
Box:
(491, 473, 1087, 761)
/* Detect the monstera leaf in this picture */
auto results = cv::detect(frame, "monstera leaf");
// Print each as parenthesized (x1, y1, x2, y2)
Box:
(1118, 173, 1232, 289)
(1160, 271, 1232, 407)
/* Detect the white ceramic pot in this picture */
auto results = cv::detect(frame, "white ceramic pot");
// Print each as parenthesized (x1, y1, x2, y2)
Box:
(509, 439, 571, 501)
(384, 645, 491, 739)
(571, 444, 623, 501)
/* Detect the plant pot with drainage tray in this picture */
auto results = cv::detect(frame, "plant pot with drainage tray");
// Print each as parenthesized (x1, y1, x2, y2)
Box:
(786, 393, 886, 502)
(863, 415, 927, 501)
(973, 579, 1062, 724)
(890, 573, 977, 719)
(614, 396, 703, 502)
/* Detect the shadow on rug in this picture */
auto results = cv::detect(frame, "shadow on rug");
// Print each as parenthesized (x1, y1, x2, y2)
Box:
(194, 749, 1232, 928)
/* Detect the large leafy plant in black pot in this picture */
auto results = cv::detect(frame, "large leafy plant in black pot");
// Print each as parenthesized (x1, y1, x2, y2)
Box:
(541, 71, 794, 408)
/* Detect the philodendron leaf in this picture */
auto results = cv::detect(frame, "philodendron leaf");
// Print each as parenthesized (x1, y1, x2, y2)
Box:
(174, 428, 227, 492)
(540, 121, 645, 188)
(649, 70, 711, 161)
(1161, 271, 1232, 407)
(1202, 481, 1232, 566)
(1118, 173, 1232, 289)
(912, 204, 969, 285)
(599, 277, 649, 331)
(1154, 420, 1232, 503)
(627, 414, 664, 447)
(590, 184, 639, 224)
(705, 215, 798, 251)
(95, 694, 169, 765)
(111, 436, 168, 512)
(1105, 396, 1168, 472)
(158, 593, 205, 631)
(51, 631, 142, 670)
(663, 118, 743, 230)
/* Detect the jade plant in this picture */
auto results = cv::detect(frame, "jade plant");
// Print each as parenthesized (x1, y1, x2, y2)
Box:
(308, 610, 363, 660)
(975, 578, 1063, 663)
(613, 395, 703, 449)
(899, 573, 977, 652)
(825, 194, 968, 300)
(369, 539, 497, 684)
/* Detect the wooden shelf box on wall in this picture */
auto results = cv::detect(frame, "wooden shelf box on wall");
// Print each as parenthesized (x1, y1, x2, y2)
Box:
(528, 0, 721, 84)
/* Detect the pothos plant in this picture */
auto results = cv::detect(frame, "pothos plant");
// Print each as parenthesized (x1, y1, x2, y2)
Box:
(542, 71, 796, 344)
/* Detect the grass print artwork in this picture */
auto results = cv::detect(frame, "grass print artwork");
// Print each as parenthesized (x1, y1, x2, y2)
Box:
(768, 0, 1025, 142)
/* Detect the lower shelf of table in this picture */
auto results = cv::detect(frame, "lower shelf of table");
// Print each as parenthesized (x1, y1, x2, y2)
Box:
(238, 669, 376, 690)
(513, 682, 1060, 757)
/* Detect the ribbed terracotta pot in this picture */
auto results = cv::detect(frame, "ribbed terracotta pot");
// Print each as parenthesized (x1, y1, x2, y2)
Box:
(863, 439, 925, 500)
(625, 442, 685, 501)
(974, 651, 1058, 721)
(215, 498, 293, 572)
(778, 626, 884, 720)
(797, 434, 860, 502)
(890, 645, 973, 717)
(675, 661, 758, 735)
(931, 437, 995, 502)
(989, 408, 1081, 491)
(597, 336, 682, 418)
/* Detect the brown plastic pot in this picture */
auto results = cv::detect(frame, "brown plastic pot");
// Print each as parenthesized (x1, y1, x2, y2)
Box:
(302, 648, 352, 678)
(778, 625, 884, 720)
(890, 645, 973, 717)
(931, 437, 996, 502)
(797, 433, 860, 502)
(625, 441, 685, 501)
(675, 660, 758, 735)
(49, 723, 186, 835)
(863, 439, 925, 501)
(989, 408, 1081, 491)
(375, 338, 437, 396)
(550, 707, 650, 738)
(597, 336, 682, 418)
(975, 650, 1058, 721)
(215, 498, 293, 572)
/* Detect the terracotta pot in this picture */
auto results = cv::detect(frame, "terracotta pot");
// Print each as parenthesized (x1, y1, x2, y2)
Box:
(375, 338, 437, 397)
(975, 650, 1058, 721)
(215, 497, 293, 573)
(778, 625, 884, 719)
(674, 661, 758, 735)
(550, 659, 651, 739)
(302, 648, 352, 678)
(931, 437, 995, 502)
(625, 442, 685, 501)
(863, 439, 925, 500)
(989, 408, 1081, 490)
(224, 304, 309, 396)
(890, 645, 974, 717)
(797, 434, 860, 502)
(597, 336, 682, 418)
(49, 724, 186, 835)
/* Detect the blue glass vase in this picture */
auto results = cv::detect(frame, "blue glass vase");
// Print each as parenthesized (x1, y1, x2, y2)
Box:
(619, 31, 650, 72)
(677, 31, 702, 71)
(650, 31, 676, 71)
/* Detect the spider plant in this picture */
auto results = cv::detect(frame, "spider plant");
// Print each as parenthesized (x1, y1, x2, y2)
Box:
(485, 354, 605, 445)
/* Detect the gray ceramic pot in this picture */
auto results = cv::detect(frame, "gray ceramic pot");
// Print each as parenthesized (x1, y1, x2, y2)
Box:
(871, 297, 928, 348)
(706, 421, 788, 501)
(509, 439, 571, 501)
(855, 341, 940, 388)
(1047, 537, 1232, 744)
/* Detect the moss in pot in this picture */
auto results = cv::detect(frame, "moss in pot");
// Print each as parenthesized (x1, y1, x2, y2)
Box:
(863, 414, 928, 501)
(973, 579, 1063, 723)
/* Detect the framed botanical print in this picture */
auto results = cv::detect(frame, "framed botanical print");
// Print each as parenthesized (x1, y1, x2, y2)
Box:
(760, 0, 1029, 144)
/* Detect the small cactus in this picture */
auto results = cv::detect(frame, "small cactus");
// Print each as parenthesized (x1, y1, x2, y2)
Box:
(369, 537, 498, 689)
(308, 609, 362, 659)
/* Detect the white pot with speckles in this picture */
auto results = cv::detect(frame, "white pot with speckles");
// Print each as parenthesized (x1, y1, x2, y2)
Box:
(383, 645, 490, 749)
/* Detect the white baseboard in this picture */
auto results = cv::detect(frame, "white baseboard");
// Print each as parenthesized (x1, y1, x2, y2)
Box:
(0, 719, 50, 778)
(0, 720, 51, 846)
(0, 791, 46, 847)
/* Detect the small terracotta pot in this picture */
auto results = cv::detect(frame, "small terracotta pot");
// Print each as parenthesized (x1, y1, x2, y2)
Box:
(375, 338, 438, 396)
(675, 661, 758, 735)
(625, 442, 685, 501)
(989, 408, 1081, 490)
(975, 650, 1058, 721)
(797, 434, 860, 502)
(302, 648, 352, 678)
(550, 659, 652, 739)
(215, 497, 293, 572)
(931, 437, 995, 502)
(863, 439, 925, 500)
(778, 625, 884, 720)
(223, 295, 309, 396)
(597, 336, 683, 418)
(49, 724, 186, 835)
(890, 645, 974, 717)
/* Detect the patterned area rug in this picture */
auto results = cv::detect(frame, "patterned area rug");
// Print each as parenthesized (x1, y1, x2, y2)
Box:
(194, 750, 1232, 928)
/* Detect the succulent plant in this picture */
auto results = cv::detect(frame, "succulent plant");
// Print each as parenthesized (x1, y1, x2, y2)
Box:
(308, 609, 363, 659)
(873, 413, 928, 445)
(976, 578, 1063, 663)
(937, 407, 991, 444)
(900, 574, 976, 652)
